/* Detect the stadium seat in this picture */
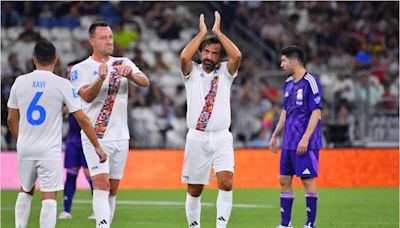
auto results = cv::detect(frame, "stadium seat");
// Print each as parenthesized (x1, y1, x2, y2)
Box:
(72, 27, 88, 40)
(39, 28, 52, 40)
(6, 27, 23, 40)
(51, 27, 72, 41)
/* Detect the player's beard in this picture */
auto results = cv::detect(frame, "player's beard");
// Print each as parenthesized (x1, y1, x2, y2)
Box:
(282, 67, 294, 76)
(202, 59, 218, 71)
(100, 46, 114, 56)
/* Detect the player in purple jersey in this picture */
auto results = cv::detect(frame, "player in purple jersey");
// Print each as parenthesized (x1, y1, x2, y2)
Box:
(269, 46, 322, 228)
(58, 61, 95, 220)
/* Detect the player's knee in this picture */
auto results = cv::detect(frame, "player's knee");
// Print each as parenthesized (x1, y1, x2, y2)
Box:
(187, 185, 204, 197)
(218, 179, 233, 191)
(279, 176, 291, 189)
(301, 177, 316, 191)
(93, 182, 110, 191)
(92, 174, 110, 190)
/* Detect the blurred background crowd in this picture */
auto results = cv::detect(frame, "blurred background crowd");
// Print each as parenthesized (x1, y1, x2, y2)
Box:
(1, 1, 399, 149)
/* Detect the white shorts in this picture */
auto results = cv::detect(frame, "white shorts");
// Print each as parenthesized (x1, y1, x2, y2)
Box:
(18, 160, 63, 192)
(83, 140, 129, 179)
(182, 129, 234, 185)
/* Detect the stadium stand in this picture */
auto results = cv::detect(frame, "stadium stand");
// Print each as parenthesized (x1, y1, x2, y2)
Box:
(1, 1, 398, 149)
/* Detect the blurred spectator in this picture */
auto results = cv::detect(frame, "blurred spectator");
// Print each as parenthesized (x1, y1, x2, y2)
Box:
(173, 84, 186, 111)
(2, 53, 24, 80)
(151, 51, 170, 73)
(237, 56, 256, 85)
(59, 5, 81, 29)
(121, 8, 142, 34)
(328, 46, 354, 70)
(232, 79, 259, 146)
(20, 18, 42, 41)
(37, 3, 57, 28)
(132, 48, 150, 72)
(354, 71, 382, 108)
(11, 32, 36, 72)
(258, 77, 280, 104)
(260, 16, 284, 52)
(332, 73, 355, 107)
(250, 128, 270, 148)
(145, 2, 164, 29)
(335, 104, 355, 143)
(379, 82, 397, 111)
(153, 96, 175, 147)
(156, 8, 182, 40)
(306, 54, 327, 76)
(113, 21, 140, 49)
(1, 2, 21, 27)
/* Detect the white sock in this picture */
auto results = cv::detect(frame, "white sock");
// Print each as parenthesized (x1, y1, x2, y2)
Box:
(109, 195, 116, 224)
(15, 192, 33, 228)
(93, 190, 110, 228)
(216, 190, 233, 228)
(40, 199, 57, 228)
(185, 193, 201, 227)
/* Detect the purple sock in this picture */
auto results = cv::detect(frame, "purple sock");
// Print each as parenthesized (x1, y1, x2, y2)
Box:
(64, 170, 78, 213)
(305, 193, 318, 227)
(87, 177, 93, 195)
(280, 192, 294, 226)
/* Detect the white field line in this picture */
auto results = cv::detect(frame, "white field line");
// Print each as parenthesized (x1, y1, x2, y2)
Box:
(74, 199, 275, 208)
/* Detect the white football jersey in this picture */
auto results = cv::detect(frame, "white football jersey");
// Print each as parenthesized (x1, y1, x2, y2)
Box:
(7, 70, 81, 160)
(182, 61, 237, 132)
(71, 56, 142, 144)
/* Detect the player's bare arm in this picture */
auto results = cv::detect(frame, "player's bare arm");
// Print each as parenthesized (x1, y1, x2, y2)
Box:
(78, 58, 108, 103)
(297, 109, 321, 154)
(212, 11, 242, 75)
(7, 108, 19, 139)
(73, 110, 107, 163)
(180, 14, 208, 76)
(269, 110, 287, 153)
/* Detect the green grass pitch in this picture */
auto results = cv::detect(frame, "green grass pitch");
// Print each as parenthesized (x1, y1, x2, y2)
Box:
(1, 188, 398, 227)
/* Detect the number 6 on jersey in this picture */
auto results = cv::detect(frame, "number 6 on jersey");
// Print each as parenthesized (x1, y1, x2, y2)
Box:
(27, 92, 46, 125)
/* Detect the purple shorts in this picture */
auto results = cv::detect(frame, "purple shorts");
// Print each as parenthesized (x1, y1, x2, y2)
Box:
(280, 149, 319, 178)
(64, 140, 88, 169)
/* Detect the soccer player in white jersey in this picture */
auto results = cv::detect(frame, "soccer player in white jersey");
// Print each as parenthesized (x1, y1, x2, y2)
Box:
(70, 21, 149, 227)
(7, 40, 107, 228)
(180, 11, 242, 228)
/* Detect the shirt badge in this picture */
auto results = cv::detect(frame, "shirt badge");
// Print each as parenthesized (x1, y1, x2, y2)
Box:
(71, 70, 78, 81)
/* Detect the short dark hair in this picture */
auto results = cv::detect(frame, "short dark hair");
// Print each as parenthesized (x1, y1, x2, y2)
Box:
(198, 35, 227, 59)
(34, 40, 56, 66)
(89, 21, 110, 37)
(281, 46, 306, 65)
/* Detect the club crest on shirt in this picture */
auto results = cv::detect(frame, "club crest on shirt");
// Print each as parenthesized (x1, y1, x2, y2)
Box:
(71, 70, 78, 81)
(93, 70, 98, 76)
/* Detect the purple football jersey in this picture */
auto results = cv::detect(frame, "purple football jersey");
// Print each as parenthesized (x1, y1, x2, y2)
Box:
(66, 115, 81, 143)
(281, 73, 323, 150)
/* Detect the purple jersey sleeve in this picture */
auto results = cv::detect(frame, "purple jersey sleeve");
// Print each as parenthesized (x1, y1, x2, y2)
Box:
(305, 75, 323, 111)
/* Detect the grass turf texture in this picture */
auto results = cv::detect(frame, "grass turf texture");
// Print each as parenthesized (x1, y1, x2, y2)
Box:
(1, 188, 398, 227)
